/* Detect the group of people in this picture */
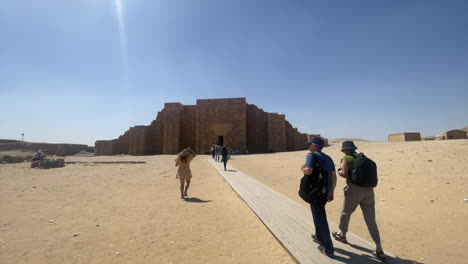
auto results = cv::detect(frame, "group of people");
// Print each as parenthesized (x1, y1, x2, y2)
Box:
(173, 138, 385, 261)
(211, 144, 230, 171)
(301, 137, 386, 261)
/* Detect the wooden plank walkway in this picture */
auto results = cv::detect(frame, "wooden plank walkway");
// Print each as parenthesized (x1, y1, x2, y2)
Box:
(208, 158, 401, 264)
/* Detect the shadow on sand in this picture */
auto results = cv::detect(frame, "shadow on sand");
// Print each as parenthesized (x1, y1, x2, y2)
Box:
(184, 197, 212, 203)
(327, 243, 424, 264)
(226, 169, 237, 172)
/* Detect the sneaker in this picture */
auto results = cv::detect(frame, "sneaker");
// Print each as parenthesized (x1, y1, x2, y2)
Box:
(317, 245, 334, 257)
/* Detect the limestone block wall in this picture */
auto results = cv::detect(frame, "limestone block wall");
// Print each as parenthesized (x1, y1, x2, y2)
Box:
(95, 140, 116, 155)
(94, 97, 314, 155)
(444, 130, 467, 140)
(267, 113, 286, 152)
(161, 103, 183, 154)
(27, 143, 88, 156)
(115, 131, 129, 155)
(147, 115, 163, 154)
(388, 132, 421, 142)
(179, 105, 197, 152)
(128, 126, 149, 155)
(246, 104, 269, 153)
(196, 98, 247, 153)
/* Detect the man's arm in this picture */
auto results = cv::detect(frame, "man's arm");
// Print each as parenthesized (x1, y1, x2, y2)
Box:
(339, 159, 349, 178)
(302, 166, 312, 175)
(302, 153, 313, 175)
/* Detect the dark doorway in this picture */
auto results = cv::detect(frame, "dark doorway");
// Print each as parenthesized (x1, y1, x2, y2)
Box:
(217, 136, 224, 146)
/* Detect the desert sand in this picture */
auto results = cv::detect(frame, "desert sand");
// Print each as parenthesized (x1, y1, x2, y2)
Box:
(1, 139, 467, 264)
(230, 139, 468, 264)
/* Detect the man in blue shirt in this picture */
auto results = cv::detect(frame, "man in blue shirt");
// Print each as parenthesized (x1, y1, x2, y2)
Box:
(301, 137, 337, 256)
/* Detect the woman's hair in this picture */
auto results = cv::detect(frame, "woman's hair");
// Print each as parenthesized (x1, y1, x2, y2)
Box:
(179, 148, 194, 162)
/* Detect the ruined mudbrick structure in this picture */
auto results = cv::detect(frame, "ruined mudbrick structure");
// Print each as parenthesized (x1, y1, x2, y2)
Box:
(388, 132, 421, 142)
(442, 129, 467, 140)
(95, 98, 310, 155)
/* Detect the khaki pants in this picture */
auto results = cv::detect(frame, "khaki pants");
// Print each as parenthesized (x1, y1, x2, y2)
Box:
(339, 183, 381, 243)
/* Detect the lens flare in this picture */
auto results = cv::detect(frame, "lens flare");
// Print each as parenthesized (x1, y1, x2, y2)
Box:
(115, 0, 128, 77)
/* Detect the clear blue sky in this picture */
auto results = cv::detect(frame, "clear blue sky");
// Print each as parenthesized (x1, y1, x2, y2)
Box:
(1, 0, 467, 146)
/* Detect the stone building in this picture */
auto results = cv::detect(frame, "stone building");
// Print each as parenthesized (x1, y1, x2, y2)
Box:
(95, 98, 310, 155)
(388, 132, 421, 142)
(442, 129, 467, 140)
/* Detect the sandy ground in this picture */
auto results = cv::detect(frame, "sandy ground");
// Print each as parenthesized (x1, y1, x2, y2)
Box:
(229, 139, 468, 264)
(0, 155, 294, 264)
(1, 139, 467, 264)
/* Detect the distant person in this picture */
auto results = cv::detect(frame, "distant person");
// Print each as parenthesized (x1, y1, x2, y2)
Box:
(221, 146, 229, 171)
(175, 147, 197, 199)
(215, 145, 222, 162)
(32, 150, 43, 161)
(333, 141, 386, 262)
(300, 137, 336, 256)
(211, 144, 215, 159)
(31, 150, 43, 168)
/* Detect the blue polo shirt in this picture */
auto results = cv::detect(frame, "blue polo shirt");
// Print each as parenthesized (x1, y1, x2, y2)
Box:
(305, 151, 335, 194)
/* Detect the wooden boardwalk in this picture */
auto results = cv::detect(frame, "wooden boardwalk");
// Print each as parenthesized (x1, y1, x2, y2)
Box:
(208, 158, 401, 264)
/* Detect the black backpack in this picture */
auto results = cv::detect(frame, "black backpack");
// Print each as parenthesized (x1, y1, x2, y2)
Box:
(351, 153, 378, 187)
(299, 153, 328, 204)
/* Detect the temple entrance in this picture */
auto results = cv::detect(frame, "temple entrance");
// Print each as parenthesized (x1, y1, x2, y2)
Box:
(217, 136, 224, 146)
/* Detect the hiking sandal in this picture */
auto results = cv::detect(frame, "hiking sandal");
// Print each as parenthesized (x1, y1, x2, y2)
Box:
(332, 232, 348, 244)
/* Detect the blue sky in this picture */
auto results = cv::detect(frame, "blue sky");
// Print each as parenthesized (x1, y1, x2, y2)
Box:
(1, 0, 467, 145)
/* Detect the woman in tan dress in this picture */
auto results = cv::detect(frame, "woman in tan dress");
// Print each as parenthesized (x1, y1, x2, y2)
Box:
(175, 147, 197, 199)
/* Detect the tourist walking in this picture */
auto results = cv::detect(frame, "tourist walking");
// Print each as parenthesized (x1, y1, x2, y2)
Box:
(333, 141, 386, 262)
(221, 146, 229, 171)
(175, 147, 197, 199)
(300, 137, 336, 257)
(211, 144, 215, 159)
(215, 145, 222, 162)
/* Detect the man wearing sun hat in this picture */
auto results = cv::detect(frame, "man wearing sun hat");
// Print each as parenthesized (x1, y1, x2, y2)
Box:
(332, 141, 387, 261)
(300, 137, 337, 256)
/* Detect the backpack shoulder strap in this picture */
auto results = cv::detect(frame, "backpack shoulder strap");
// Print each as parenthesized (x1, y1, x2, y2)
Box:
(311, 152, 325, 170)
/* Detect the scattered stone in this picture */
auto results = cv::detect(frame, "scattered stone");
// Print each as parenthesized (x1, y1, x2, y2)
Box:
(428, 160, 432, 162)
(391, 187, 395, 190)
(96, 224, 100, 227)
(170, 241, 174, 245)
(430, 200, 434, 203)
(49, 220, 55, 223)
(446, 182, 450, 184)
(73, 233, 79, 237)
(32, 186, 36, 188)
(464, 199, 468, 202)
(115, 252, 120, 255)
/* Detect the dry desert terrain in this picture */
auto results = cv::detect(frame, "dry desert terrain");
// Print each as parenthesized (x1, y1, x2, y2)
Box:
(1, 139, 467, 264)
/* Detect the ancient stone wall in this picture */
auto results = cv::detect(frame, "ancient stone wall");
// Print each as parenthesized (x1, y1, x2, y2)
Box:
(27, 143, 88, 156)
(128, 126, 149, 155)
(147, 115, 163, 154)
(246, 104, 268, 153)
(115, 131, 129, 154)
(196, 98, 247, 153)
(388, 132, 421, 142)
(179, 105, 197, 152)
(95, 140, 115, 156)
(267, 113, 286, 152)
(161, 103, 183, 154)
(95, 98, 313, 155)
